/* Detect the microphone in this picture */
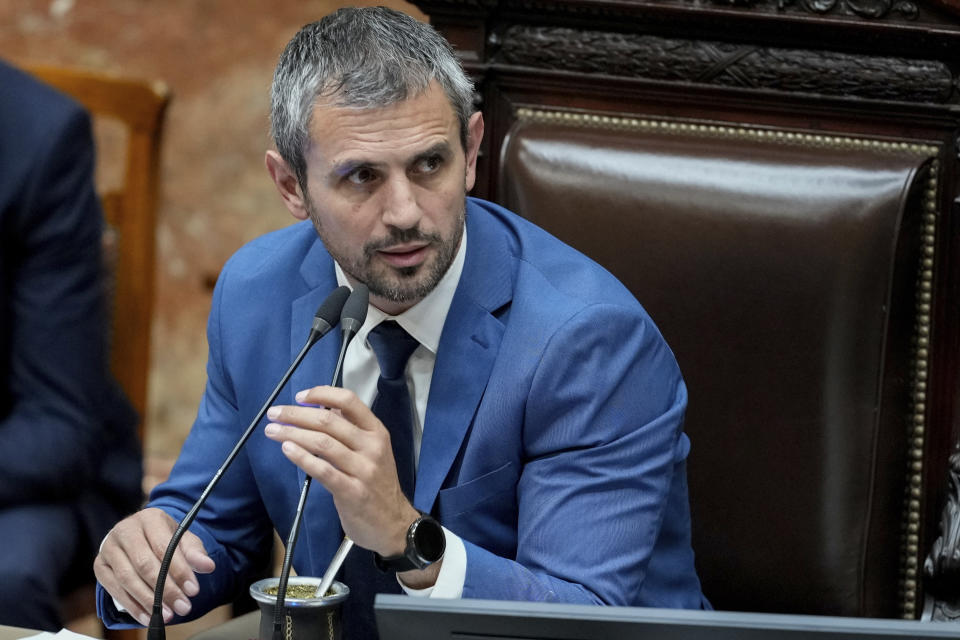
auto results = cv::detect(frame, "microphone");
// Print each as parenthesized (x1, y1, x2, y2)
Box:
(146, 285, 351, 640)
(310, 286, 352, 340)
(339, 284, 369, 337)
(272, 284, 369, 640)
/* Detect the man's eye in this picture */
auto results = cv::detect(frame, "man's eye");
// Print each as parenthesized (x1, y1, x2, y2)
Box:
(415, 155, 443, 174)
(347, 168, 376, 185)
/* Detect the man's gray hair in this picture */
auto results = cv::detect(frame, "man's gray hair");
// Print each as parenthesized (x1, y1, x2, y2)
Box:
(270, 6, 475, 189)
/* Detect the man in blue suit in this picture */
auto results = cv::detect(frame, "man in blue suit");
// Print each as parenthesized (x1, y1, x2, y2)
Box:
(0, 60, 142, 630)
(95, 8, 706, 639)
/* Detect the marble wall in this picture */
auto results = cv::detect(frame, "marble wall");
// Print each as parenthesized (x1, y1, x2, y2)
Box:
(0, 0, 426, 461)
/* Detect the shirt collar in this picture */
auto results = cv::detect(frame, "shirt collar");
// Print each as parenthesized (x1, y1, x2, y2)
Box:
(334, 224, 467, 354)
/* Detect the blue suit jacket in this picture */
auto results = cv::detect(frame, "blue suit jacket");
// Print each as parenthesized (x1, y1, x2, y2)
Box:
(99, 197, 705, 627)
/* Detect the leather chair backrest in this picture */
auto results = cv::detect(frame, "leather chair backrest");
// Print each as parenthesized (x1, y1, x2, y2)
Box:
(498, 109, 938, 617)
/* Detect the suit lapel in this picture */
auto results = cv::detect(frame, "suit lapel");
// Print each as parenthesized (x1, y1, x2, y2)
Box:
(289, 236, 342, 418)
(288, 236, 342, 574)
(415, 203, 514, 511)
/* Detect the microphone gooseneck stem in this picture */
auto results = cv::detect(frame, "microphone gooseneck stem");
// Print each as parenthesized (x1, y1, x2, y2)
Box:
(272, 284, 368, 640)
(272, 474, 312, 640)
(148, 327, 327, 640)
(272, 325, 361, 640)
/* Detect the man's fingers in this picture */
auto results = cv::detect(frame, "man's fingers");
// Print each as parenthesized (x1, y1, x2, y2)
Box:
(94, 554, 145, 624)
(268, 386, 413, 556)
(117, 578, 172, 627)
(266, 419, 360, 466)
(279, 439, 364, 497)
(291, 385, 380, 431)
(267, 404, 362, 445)
(143, 523, 216, 616)
(181, 532, 216, 575)
(141, 520, 196, 612)
(94, 541, 173, 626)
(99, 519, 162, 611)
(96, 508, 211, 625)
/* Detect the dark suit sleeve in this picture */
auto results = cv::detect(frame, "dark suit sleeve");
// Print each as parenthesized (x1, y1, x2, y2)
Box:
(0, 105, 111, 506)
(459, 303, 693, 605)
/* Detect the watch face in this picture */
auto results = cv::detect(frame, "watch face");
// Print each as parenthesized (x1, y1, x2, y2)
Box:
(413, 517, 445, 563)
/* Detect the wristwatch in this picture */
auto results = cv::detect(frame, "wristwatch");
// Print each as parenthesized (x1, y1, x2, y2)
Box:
(374, 513, 446, 572)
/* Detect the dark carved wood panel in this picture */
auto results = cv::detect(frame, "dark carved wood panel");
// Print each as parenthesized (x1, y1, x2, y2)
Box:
(748, 0, 919, 19)
(496, 25, 955, 103)
(420, 0, 960, 25)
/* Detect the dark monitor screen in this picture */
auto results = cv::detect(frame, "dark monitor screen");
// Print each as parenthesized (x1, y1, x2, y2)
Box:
(374, 595, 956, 640)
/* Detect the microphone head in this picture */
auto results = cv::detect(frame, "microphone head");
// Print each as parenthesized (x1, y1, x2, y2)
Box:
(309, 285, 351, 341)
(315, 286, 351, 326)
(341, 284, 369, 335)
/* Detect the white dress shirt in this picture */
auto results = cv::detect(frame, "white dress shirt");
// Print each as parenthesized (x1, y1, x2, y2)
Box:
(334, 226, 468, 598)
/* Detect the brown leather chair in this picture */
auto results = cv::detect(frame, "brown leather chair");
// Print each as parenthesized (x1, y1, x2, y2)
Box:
(497, 109, 939, 618)
(411, 0, 960, 619)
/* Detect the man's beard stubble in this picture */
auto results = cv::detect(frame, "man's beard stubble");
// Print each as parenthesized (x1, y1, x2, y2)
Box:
(305, 197, 466, 305)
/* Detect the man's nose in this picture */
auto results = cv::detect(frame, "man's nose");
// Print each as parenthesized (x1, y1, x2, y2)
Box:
(380, 175, 421, 230)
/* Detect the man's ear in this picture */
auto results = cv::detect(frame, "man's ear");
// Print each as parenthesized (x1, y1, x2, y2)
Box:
(464, 111, 484, 193)
(265, 150, 310, 221)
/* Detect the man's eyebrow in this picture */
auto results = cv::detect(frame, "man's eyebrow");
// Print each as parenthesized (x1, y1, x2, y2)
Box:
(413, 142, 453, 161)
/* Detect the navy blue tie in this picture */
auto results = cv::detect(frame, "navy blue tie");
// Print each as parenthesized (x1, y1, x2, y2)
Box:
(339, 320, 420, 640)
(368, 320, 420, 499)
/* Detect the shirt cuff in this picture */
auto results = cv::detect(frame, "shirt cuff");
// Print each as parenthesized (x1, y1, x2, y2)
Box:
(398, 526, 465, 598)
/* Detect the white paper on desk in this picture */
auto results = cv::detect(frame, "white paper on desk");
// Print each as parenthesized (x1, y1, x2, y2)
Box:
(22, 629, 98, 640)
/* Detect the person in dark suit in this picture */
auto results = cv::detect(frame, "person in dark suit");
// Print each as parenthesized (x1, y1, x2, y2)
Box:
(94, 8, 707, 639)
(0, 60, 143, 631)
